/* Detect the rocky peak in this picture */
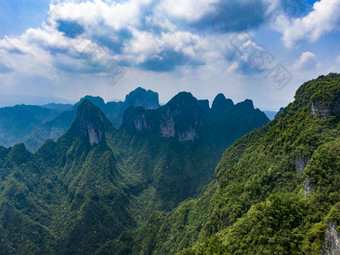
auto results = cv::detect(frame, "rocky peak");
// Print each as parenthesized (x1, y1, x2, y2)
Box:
(72, 100, 111, 146)
(77, 95, 106, 109)
(123, 92, 205, 142)
(235, 99, 255, 112)
(167, 92, 198, 109)
(160, 92, 205, 142)
(125, 87, 160, 110)
(212, 94, 234, 112)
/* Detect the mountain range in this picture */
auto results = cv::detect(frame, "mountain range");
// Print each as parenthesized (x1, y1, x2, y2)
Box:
(114, 73, 340, 255)
(0, 85, 270, 254)
(0, 73, 339, 254)
(0, 87, 160, 152)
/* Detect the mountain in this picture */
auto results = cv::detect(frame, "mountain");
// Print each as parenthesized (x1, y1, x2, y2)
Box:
(264, 110, 278, 120)
(0, 105, 61, 148)
(0, 87, 270, 254)
(115, 73, 340, 254)
(23, 88, 160, 152)
(41, 103, 73, 112)
(123, 92, 206, 142)
(123, 92, 269, 152)
(124, 87, 159, 110)
(263, 107, 285, 120)
(0, 100, 134, 254)
(118, 91, 268, 212)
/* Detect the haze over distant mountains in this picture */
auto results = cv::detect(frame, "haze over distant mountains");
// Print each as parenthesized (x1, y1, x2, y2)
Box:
(0, 88, 160, 151)
(0, 87, 270, 152)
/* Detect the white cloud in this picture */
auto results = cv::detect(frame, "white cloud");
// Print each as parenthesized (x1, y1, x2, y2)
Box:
(48, 0, 153, 30)
(294, 51, 319, 71)
(228, 40, 274, 74)
(156, 0, 218, 22)
(273, 0, 340, 48)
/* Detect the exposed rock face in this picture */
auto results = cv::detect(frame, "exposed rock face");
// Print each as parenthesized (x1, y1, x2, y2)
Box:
(304, 177, 317, 196)
(72, 99, 112, 146)
(159, 92, 204, 142)
(177, 127, 199, 142)
(123, 92, 204, 142)
(125, 87, 160, 110)
(160, 117, 175, 138)
(123, 107, 155, 134)
(80, 120, 105, 146)
(295, 158, 308, 173)
(311, 97, 340, 119)
(322, 223, 340, 255)
(311, 101, 331, 119)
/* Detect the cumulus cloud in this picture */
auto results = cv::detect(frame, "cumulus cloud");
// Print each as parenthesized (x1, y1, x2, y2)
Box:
(228, 40, 274, 75)
(157, 0, 218, 23)
(294, 51, 319, 71)
(196, 0, 268, 33)
(273, 0, 340, 48)
(0, 0, 333, 81)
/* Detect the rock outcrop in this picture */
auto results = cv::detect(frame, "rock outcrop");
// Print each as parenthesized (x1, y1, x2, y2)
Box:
(310, 95, 340, 119)
(311, 101, 332, 119)
(71, 99, 112, 146)
(125, 87, 160, 110)
(123, 92, 204, 142)
(304, 177, 317, 196)
(295, 158, 308, 173)
(322, 223, 340, 255)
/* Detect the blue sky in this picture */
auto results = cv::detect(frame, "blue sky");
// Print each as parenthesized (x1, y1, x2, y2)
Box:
(0, 0, 339, 110)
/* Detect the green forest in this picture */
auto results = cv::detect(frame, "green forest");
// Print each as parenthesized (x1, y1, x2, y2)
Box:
(0, 73, 339, 254)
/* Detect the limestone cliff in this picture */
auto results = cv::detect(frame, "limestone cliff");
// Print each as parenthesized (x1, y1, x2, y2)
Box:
(70, 99, 112, 146)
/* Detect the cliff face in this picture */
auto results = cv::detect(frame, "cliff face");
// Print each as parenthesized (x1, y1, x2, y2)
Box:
(311, 97, 340, 119)
(322, 223, 340, 255)
(123, 92, 204, 142)
(70, 99, 112, 146)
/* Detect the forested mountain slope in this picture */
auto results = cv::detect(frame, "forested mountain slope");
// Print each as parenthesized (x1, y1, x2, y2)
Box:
(0, 105, 61, 148)
(115, 73, 340, 255)
(0, 89, 268, 254)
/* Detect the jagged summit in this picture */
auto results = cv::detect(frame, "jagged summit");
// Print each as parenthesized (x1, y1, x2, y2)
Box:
(125, 87, 160, 110)
(212, 93, 234, 112)
(76, 95, 106, 109)
(70, 99, 112, 145)
(122, 91, 269, 144)
(235, 99, 255, 111)
(167, 92, 197, 106)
